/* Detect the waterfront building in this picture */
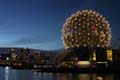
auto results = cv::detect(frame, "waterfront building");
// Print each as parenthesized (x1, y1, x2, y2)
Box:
(11, 49, 17, 62)
(33, 51, 44, 64)
(60, 10, 113, 68)
(16, 49, 24, 63)
(24, 48, 30, 63)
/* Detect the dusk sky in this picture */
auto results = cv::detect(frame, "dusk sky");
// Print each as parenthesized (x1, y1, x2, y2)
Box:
(0, 0, 119, 50)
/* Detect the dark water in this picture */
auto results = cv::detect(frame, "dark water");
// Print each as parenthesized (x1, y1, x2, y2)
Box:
(0, 67, 120, 80)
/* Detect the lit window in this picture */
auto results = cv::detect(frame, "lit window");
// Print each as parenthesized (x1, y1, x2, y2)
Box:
(92, 50, 96, 61)
(106, 50, 112, 61)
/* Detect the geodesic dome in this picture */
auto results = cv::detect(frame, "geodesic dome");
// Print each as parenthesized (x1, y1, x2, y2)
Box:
(62, 10, 111, 49)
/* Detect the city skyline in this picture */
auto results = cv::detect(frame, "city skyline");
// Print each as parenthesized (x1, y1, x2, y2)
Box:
(0, 0, 119, 50)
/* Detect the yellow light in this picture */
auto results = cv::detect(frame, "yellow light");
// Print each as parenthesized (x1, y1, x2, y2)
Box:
(71, 45, 74, 48)
(92, 50, 96, 61)
(76, 44, 79, 47)
(69, 42, 72, 45)
(91, 14, 94, 17)
(75, 14, 79, 17)
(79, 19, 81, 21)
(96, 24, 98, 26)
(83, 13, 86, 16)
(106, 50, 112, 61)
(98, 18, 101, 21)
(87, 33, 90, 35)
(87, 23, 89, 25)
(91, 18, 93, 20)
(77, 61, 90, 67)
(11, 49, 14, 51)
(62, 10, 111, 49)
(88, 38, 90, 40)
(100, 39, 103, 42)
(93, 11, 96, 14)
(97, 77, 103, 80)
(76, 40, 78, 43)
(78, 33, 81, 35)
(83, 26, 85, 28)
(99, 26, 102, 29)
(77, 61, 90, 65)
(89, 10, 92, 13)
(100, 15, 102, 18)
(72, 39, 74, 41)
(74, 26, 77, 29)
(105, 21, 108, 24)
(75, 18, 77, 20)
(83, 44, 86, 47)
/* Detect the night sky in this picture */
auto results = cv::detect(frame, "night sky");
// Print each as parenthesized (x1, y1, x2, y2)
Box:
(0, 0, 119, 50)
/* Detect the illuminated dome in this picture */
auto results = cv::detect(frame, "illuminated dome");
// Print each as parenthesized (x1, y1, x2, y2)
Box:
(62, 10, 111, 49)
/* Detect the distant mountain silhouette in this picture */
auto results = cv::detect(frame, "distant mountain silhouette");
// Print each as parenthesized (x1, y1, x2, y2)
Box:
(0, 47, 64, 54)
(0, 47, 38, 54)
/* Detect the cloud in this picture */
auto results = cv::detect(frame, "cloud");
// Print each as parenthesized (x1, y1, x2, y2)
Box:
(1, 35, 59, 46)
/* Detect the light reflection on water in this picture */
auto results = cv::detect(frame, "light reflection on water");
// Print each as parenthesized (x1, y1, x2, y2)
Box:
(5, 66, 9, 80)
(0, 67, 120, 80)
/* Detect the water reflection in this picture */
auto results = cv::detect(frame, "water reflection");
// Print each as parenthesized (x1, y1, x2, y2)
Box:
(96, 74, 113, 80)
(32, 72, 118, 80)
(55, 73, 117, 80)
(33, 72, 59, 80)
(56, 73, 96, 80)
(1, 67, 120, 80)
(5, 67, 9, 80)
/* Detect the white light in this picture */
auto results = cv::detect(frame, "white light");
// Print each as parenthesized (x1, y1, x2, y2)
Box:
(97, 44, 100, 47)
(6, 57, 9, 61)
(5, 66, 9, 70)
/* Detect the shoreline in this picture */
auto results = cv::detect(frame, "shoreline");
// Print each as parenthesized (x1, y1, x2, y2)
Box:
(1, 65, 120, 73)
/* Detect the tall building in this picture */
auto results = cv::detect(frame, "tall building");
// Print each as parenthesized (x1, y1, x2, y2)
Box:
(17, 48, 30, 63)
(24, 48, 30, 63)
(17, 49, 24, 63)
(11, 49, 17, 62)
(33, 51, 44, 64)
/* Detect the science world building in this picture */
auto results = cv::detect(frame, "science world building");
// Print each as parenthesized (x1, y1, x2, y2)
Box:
(60, 10, 115, 68)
